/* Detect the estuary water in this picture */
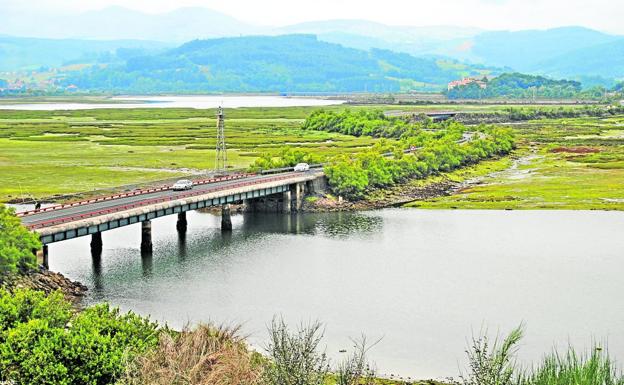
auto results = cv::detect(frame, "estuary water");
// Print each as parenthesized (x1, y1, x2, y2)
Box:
(0, 95, 344, 110)
(41, 209, 624, 379)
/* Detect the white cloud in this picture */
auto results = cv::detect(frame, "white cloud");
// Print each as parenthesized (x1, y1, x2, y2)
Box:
(3, 0, 624, 34)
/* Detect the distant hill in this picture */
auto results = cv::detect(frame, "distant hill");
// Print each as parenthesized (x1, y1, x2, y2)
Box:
(276, 20, 481, 59)
(531, 38, 624, 79)
(0, 36, 169, 71)
(275, 23, 624, 82)
(466, 27, 619, 71)
(61, 34, 492, 93)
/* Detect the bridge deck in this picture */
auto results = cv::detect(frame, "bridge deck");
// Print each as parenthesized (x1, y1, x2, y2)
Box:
(20, 171, 323, 239)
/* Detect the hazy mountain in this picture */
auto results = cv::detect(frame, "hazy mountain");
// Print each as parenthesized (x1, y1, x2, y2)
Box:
(276, 20, 481, 57)
(277, 22, 623, 81)
(465, 27, 620, 70)
(532, 38, 624, 79)
(61, 34, 493, 93)
(0, 6, 259, 42)
(0, 36, 169, 71)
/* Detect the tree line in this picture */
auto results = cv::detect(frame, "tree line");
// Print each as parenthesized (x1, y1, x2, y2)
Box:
(446, 72, 611, 100)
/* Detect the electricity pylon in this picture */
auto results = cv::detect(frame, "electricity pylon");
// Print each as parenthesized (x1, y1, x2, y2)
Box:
(215, 106, 227, 172)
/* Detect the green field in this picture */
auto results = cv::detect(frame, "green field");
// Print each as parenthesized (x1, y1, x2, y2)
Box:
(409, 115, 624, 210)
(3, 103, 624, 210)
(0, 107, 382, 201)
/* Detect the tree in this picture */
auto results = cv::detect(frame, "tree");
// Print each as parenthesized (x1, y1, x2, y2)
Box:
(0, 205, 40, 275)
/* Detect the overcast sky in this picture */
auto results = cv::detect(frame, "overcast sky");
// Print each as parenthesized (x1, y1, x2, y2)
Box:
(4, 0, 623, 34)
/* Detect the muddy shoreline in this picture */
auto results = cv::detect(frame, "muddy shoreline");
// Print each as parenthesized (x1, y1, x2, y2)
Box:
(1, 267, 88, 304)
(302, 178, 462, 212)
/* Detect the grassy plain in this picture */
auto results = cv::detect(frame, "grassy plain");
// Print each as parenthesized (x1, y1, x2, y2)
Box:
(409, 115, 624, 210)
(0, 107, 381, 201)
(3, 103, 624, 210)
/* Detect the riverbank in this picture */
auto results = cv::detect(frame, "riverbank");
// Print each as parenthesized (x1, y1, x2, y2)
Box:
(303, 155, 514, 212)
(0, 267, 88, 303)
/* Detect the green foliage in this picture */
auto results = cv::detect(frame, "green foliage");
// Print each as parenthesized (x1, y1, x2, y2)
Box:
(456, 326, 524, 385)
(317, 112, 516, 199)
(325, 156, 370, 199)
(518, 346, 624, 385)
(0, 205, 40, 275)
(447, 73, 584, 100)
(302, 108, 411, 138)
(458, 325, 624, 385)
(264, 317, 329, 385)
(0, 289, 159, 385)
(249, 148, 322, 172)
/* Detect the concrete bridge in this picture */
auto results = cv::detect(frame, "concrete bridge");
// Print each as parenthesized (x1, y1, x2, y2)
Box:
(19, 171, 327, 267)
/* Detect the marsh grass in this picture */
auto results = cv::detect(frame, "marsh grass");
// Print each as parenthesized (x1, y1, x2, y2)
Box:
(456, 326, 524, 385)
(123, 323, 264, 385)
(518, 346, 624, 385)
(458, 327, 624, 385)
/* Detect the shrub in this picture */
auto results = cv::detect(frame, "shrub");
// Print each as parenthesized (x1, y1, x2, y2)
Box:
(0, 289, 159, 385)
(0, 205, 40, 275)
(335, 336, 377, 385)
(263, 317, 329, 385)
(456, 325, 524, 385)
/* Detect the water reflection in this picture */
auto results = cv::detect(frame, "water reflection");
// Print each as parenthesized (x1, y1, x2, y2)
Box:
(140, 250, 153, 277)
(241, 212, 383, 238)
(177, 232, 187, 261)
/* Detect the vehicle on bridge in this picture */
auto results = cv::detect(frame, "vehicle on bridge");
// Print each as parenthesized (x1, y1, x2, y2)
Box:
(171, 179, 193, 191)
(294, 163, 310, 172)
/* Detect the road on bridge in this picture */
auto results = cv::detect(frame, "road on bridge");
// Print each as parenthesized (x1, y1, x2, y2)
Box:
(19, 172, 309, 229)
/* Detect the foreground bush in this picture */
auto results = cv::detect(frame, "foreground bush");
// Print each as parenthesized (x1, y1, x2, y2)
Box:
(458, 326, 624, 385)
(123, 324, 264, 385)
(0, 205, 39, 275)
(0, 289, 159, 385)
(264, 317, 329, 385)
(518, 347, 624, 385)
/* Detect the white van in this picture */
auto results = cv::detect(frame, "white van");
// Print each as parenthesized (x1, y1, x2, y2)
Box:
(294, 163, 310, 172)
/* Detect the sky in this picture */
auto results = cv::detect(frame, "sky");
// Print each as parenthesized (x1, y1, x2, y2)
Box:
(3, 0, 624, 34)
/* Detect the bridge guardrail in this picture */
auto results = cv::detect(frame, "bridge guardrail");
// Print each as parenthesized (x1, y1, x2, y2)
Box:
(17, 173, 253, 218)
(26, 172, 319, 230)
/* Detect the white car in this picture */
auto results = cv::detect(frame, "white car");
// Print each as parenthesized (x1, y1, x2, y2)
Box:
(172, 179, 193, 191)
(294, 163, 310, 172)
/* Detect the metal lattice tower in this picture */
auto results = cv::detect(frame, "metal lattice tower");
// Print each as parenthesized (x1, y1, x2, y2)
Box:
(215, 106, 227, 172)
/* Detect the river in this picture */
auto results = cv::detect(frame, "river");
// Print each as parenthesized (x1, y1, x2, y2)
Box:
(33, 209, 624, 379)
(0, 95, 344, 110)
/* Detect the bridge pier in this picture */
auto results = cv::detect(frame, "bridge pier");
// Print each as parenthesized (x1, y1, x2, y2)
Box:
(90, 232, 103, 258)
(221, 204, 232, 231)
(37, 245, 49, 269)
(140, 220, 153, 254)
(294, 182, 305, 212)
(282, 190, 292, 213)
(176, 212, 187, 233)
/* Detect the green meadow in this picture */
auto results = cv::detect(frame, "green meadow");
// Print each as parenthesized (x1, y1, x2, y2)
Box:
(409, 115, 624, 210)
(2, 104, 624, 210)
(0, 107, 382, 201)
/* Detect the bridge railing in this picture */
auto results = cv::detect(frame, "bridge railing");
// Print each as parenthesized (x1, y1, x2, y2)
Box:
(17, 173, 254, 218)
(27, 172, 319, 230)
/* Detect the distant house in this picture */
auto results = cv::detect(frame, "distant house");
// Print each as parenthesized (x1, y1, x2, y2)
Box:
(448, 77, 488, 91)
